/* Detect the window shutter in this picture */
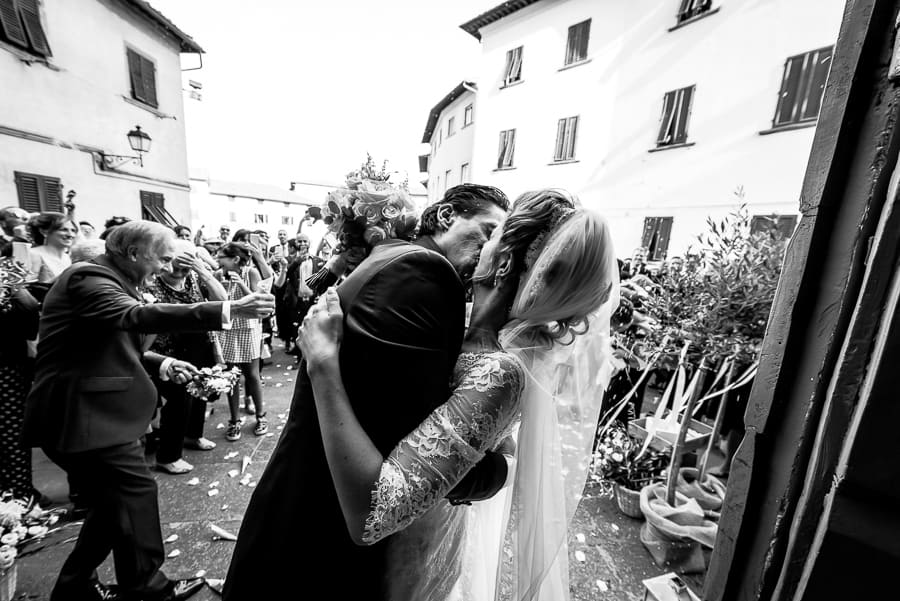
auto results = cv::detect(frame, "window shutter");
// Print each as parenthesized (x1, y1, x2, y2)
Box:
(141, 55, 158, 107)
(128, 49, 146, 103)
(675, 86, 694, 143)
(801, 47, 832, 120)
(641, 217, 658, 249)
(15, 172, 41, 213)
(654, 217, 674, 260)
(42, 176, 62, 212)
(577, 20, 590, 61)
(565, 116, 578, 159)
(774, 55, 804, 126)
(505, 130, 515, 167)
(18, 0, 50, 56)
(497, 131, 507, 168)
(658, 92, 677, 144)
(0, 0, 28, 47)
(554, 118, 567, 161)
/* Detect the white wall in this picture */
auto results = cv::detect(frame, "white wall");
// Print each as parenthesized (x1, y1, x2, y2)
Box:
(0, 0, 193, 227)
(426, 89, 477, 203)
(469, 0, 845, 259)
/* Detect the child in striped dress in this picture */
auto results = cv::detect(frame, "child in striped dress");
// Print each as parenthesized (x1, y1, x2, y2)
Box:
(215, 243, 268, 441)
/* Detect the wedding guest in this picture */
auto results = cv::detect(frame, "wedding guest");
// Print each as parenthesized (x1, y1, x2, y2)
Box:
(78, 221, 95, 239)
(26, 212, 77, 283)
(196, 236, 223, 271)
(174, 225, 193, 241)
(219, 225, 231, 242)
(146, 240, 227, 474)
(0, 206, 30, 257)
(21, 220, 275, 601)
(215, 243, 268, 440)
(231, 229, 273, 280)
(70, 239, 107, 263)
(0, 283, 42, 507)
(99, 215, 131, 240)
(274, 233, 323, 357)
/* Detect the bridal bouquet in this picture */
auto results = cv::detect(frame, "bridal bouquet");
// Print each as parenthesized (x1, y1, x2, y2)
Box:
(185, 365, 241, 401)
(306, 154, 418, 294)
(0, 257, 30, 313)
(0, 493, 61, 578)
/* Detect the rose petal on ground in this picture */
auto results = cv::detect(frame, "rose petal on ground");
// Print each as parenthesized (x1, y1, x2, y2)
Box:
(210, 524, 238, 541)
(207, 489, 219, 497)
(574, 550, 586, 563)
(611, 524, 619, 532)
(187, 477, 200, 486)
(275, 383, 283, 387)
(208, 481, 220, 488)
(167, 550, 180, 558)
(575, 533, 585, 544)
(597, 580, 609, 592)
(241, 456, 251, 474)
(227, 469, 240, 478)
(216, 423, 225, 429)
(224, 451, 238, 460)
(164, 534, 178, 543)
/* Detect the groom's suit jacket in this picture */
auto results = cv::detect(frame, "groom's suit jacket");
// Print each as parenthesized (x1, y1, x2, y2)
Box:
(225, 237, 508, 601)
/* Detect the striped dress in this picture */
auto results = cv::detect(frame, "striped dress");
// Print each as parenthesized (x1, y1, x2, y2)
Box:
(217, 268, 262, 363)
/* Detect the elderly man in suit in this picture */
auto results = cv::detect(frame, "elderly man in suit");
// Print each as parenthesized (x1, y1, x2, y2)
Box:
(22, 221, 275, 601)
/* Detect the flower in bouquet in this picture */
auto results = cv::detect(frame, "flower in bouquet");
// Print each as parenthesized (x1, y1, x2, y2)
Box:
(185, 365, 241, 401)
(0, 257, 30, 313)
(307, 154, 418, 295)
(589, 423, 669, 496)
(0, 492, 59, 565)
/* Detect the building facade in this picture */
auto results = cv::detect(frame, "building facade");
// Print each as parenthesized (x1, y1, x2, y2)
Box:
(420, 81, 477, 204)
(457, 0, 845, 260)
(189, 172, 315, 240)
(0, 0, 202, 229)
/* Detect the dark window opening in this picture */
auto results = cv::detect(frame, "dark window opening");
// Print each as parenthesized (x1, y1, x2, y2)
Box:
(0, 0, 51, 57)
(564, 19, 591, 65)
(773, 46, 833, 128)
(140, 191, 178, 227)
(642, 216, 674, 261)
(677, 0, 713, 23)
(127, 48, 158, 108)
(657, 86, 695, 146)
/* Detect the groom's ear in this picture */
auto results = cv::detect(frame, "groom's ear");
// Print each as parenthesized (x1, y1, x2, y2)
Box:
(435, 204, 455, 232)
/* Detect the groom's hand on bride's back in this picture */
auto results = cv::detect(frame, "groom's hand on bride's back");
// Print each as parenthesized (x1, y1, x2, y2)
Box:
(446, 449, 511, 505)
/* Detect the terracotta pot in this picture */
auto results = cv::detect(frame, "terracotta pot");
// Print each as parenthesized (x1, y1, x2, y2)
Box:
(614, 483, 644, 519)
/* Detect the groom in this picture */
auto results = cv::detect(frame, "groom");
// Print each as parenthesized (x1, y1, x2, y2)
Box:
(224, 184, 510, 600)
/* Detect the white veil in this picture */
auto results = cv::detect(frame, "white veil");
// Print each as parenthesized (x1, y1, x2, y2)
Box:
(462, 209, 619, 601)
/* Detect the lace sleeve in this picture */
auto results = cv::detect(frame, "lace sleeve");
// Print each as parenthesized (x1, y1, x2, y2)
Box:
(362, 352, 525, 544)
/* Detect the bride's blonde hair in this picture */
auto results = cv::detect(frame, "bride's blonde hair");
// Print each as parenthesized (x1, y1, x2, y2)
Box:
(488, 190, 616, 348)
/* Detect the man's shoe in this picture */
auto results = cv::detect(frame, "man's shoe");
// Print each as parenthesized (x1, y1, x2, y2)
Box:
(161, 577, 206, 601)
(156, 459, 194, 475)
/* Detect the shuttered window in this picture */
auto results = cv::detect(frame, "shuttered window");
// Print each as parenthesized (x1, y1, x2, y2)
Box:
(464, 104, 474, 126)
(497, 129, 516, 169)
(773, 46, 833, 127)
(677, 0, 713, 23)
(14, 171, 62, 213)
(641, 217, 674, 261)
(0, 0, 51, 57)
(503, 46, 523, 86)
(657, 86, 695, 146)
(127, 48, 158, 108)
(750, 214, 798, 239)
(553, 116, 579, 161)
(460, 163, 470, 184)
(140, 191, 178, 227)
(564, 19, 590, 65)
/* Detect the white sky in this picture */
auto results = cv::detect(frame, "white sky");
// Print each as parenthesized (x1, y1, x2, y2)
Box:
(149, 0, 499, 189)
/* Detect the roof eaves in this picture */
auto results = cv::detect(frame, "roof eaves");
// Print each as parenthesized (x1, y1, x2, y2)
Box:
(421, 81, 476, 144)
(119, 0, 204, 53)
(459, 0, 542, 40)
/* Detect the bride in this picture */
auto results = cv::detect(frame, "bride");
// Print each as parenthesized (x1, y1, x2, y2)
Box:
(298, 189, 619, 600)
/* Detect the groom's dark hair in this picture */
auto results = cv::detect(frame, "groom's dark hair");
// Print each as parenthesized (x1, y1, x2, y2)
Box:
(418, 184, 509, 237)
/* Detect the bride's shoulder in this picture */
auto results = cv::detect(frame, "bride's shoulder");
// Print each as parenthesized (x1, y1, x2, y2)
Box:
(455, 350, 526, 390)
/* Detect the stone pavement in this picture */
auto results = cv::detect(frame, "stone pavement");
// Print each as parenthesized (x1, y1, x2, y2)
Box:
(13, 347, 707, 600)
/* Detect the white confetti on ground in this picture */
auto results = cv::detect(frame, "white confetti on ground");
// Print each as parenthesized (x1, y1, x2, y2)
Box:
(575, 533, 585, 544)
(610, 524, 619, 532)
(276, 426, 283, 430)
(574, 550, 586, 563)
(164, 534, 178, 543)
(596, 580, 609, 592)
(275, 383, 283, 387)
(224, 451, 239, 460)
(167, 550, 180, 558)
(195, 570, 207, 578)
(186, 477, 200, 486)
(265, 432, 275, 437)
(208, 489, 220, 497)
(215, 423, 225, 430)
(277, 414, 286, 419)
(228, 469, 240, 478)
(208, 481, 220, 488)
(221, 505, 229, 511)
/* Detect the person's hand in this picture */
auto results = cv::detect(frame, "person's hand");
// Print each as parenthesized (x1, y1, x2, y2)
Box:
(298, 288, 343, 371)
(227, 271, 243, 284)
(231, 292, 276, 319)
(167, 359, 199, 385)
(173, 252, 205, 274)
